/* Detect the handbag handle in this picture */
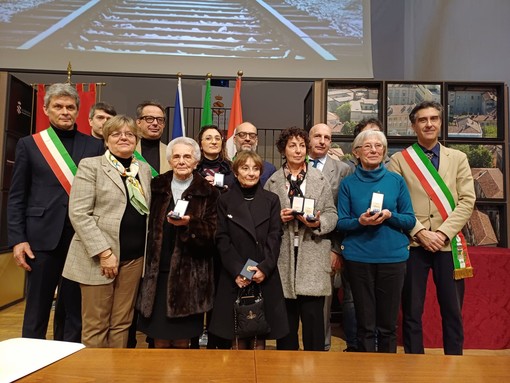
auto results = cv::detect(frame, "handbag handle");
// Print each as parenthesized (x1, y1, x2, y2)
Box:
(236, 283, 262, 303)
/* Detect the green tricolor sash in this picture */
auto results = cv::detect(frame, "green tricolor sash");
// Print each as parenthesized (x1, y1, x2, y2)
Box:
(402, 143, 473, 280)
(133, 150, 158, 178)
(33, 127, 77, 195)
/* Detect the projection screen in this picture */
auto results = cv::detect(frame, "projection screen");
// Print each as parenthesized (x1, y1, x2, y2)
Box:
(0, 0, 373, 79)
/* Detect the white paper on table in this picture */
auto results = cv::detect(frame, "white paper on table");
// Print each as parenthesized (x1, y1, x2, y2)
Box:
(0, 338, 85, 382)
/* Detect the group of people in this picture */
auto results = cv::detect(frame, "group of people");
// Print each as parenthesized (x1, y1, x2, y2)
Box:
(8, 83, 475, 356)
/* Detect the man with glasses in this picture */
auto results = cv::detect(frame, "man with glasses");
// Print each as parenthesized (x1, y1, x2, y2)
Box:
(233, 122, 276, 185)
(134, 101, 171, 176)
(128, 101, 170, 348)
(388, 101, 475, 355)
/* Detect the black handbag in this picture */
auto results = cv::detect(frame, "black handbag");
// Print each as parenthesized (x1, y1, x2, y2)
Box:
(234, 284, 270, 339)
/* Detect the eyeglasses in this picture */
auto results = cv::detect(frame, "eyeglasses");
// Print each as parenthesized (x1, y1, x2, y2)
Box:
(139, 116, 165, 124)
(110, 131, 136, 139)
(416, 115, 440, 125)
(235, 132, 257, 140)
(355, 143, 384, 152)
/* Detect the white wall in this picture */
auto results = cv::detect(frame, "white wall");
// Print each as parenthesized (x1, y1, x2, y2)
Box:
(372, 0, 510, 86)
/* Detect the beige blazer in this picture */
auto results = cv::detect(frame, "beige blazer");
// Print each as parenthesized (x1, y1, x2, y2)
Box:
(135, 141, 171, 174)
(387, 144, 475, 251)
(63, 155, 152, 285)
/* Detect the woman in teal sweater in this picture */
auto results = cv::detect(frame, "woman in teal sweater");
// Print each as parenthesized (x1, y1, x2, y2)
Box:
(337, 130, 415, 353)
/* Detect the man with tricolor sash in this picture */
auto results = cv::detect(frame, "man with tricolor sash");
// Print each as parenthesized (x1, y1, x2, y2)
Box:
(388, 101, 475, 355)
(7, 83, 104, 342)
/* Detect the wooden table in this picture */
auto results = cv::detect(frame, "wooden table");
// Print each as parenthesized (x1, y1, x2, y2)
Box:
(17, 349, 510, 382)
(255, 351, 510, 382)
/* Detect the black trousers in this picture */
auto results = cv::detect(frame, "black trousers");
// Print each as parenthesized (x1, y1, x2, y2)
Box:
(277, 295, 325, 351)
(346, 260, 406, 353)
(402, 247, 465, 355)
(23, 228, 81, 342)
(53, 277, 82, 342)
(340, 267, 358, 349)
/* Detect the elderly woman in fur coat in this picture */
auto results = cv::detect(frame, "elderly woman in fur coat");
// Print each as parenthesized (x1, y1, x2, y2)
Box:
(265, 127, 338, 351)
(137, 137, 219, 348)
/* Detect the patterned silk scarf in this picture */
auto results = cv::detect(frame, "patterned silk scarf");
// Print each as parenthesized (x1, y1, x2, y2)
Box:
(283, 162, 306, 200)
(106, 150, 149, 215)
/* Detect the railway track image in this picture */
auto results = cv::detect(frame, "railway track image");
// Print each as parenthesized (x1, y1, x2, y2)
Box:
(0, 0, 364, 62)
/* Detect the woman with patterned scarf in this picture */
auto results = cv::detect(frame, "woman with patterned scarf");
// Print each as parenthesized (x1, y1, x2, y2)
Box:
(264, 127, 338, 351)
(63, 115, 151, 348)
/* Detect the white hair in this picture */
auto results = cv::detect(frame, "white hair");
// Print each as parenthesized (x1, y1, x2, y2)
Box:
(166, 137, 201, 162)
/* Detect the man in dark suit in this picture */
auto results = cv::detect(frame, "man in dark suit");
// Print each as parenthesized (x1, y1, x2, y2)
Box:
(127, 100, 170, 348)
(8, 83, 104, 341)
(308, 123, 352, 351)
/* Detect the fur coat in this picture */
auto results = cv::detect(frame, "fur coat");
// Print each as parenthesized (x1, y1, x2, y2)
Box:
(137, 171, 220, 318)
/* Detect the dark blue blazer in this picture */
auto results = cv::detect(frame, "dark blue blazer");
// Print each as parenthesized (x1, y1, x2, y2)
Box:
(7, 130, 104, 251)
(260, 160, 276, 186)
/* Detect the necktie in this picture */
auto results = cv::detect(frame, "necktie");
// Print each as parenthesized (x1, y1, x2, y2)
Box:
(425, 151, 438, 170)
(311, 159, 320, 168)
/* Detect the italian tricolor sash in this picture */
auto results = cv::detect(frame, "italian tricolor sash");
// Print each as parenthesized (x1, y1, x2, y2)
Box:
(402, 143, 473, 280)
(33, 127, 77, 195)
(133, 150, 158, 178)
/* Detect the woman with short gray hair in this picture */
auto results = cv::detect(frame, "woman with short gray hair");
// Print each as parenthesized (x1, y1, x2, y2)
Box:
(336, 129, 415, 353)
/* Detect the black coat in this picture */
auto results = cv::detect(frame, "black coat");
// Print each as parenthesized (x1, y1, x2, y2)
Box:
(137, 171, 219, 319)
(209, 181, 289, 340)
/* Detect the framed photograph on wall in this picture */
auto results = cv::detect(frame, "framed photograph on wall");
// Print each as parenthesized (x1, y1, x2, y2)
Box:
(448, 143, 505, 201)
(303, 85, 313, 132)
(446, 83, 504, 140)
(325, 81, 382, 137)
(387, 143, 410, 158)
(386, 82, 442, 137)
(329, 141, 353, 163)
(465, 204, 505, 247)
